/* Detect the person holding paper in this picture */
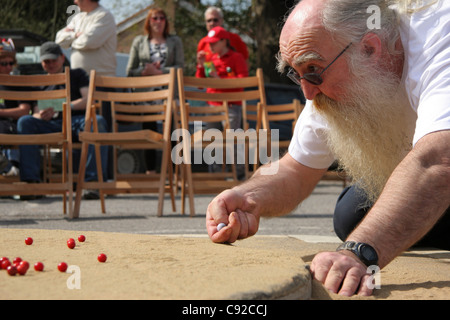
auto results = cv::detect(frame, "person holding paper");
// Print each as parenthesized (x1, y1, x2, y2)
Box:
(17, 42, 108, 200)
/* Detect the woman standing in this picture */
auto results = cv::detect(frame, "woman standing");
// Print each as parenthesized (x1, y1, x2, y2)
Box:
(126, 7, 184, 173)
(127, 7, 184, 77)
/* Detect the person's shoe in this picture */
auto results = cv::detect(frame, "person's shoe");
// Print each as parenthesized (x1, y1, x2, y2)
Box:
(3, 166, 19, 176)
(83, 189, 100, 200)
(19, 195, 45, 201)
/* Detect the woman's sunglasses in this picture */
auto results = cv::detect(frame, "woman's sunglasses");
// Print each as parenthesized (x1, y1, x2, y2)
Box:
(287, 42, 352, 86)
(151, 16, 166, 21)
(0, 61, 15, 67)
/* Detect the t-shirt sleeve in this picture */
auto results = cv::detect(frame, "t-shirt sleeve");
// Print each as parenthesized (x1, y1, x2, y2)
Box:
(288, 100, 335, 169)
(402, 1, 450, 145)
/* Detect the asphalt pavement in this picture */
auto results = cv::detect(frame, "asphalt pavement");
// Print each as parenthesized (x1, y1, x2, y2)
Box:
(0, 180, 343, 243)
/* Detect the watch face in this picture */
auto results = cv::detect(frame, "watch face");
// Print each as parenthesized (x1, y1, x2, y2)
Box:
(360, 244, 378, 264)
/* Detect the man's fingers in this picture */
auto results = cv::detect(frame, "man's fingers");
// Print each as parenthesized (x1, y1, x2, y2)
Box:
(310, 251, 372, 296)
(324, 265, 346, 294)
(338, 267, 366, 296)
(228, 211, 241, 243)
(357, 274, 374, 296)
(236, 210, 249, 240)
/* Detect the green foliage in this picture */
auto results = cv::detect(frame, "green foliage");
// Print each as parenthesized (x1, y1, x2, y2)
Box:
(0, 0, 74, 40)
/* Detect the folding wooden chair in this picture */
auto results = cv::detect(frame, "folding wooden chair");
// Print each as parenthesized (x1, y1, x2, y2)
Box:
(176, 68, 266, 216)
(0, 67, 73, 215)
(72, 68, 176, 218)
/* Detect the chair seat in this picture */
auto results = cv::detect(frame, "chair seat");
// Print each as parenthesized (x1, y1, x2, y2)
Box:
(79, 130, 163, 147)
(0, 181, 71, 194)
(0, 132, 65, 145)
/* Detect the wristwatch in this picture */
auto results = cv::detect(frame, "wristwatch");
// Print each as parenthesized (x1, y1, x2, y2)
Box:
(336, 241, 379, 267)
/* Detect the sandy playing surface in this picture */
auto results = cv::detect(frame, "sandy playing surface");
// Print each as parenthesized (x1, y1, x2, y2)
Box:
(0, 228, 310, 300)
(1, 228, 449, 300)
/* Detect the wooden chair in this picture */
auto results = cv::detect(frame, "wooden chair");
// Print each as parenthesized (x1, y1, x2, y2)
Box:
(176, 68, 266, 216)
(260, 98, 303, 157)
(244, 99, 304, 179)
(0, 67, 73, 215)
(72, 68, 177, 218)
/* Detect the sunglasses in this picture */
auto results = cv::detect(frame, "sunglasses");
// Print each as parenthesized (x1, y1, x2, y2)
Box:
(151, 16, 166, 21)
(287, 42, 352, 86)
(206, 18, 219, 23)
(0, 61, 15, 67)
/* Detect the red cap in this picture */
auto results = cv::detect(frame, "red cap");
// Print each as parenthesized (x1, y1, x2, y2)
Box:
(204, 26, 229, 43)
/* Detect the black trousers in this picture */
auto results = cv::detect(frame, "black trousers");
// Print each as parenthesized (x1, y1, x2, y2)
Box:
(0, 119, 16, 134)
(334, 185, 450, 250)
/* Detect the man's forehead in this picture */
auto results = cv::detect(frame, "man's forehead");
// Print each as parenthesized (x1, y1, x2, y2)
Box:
(279, 1, 328, 68)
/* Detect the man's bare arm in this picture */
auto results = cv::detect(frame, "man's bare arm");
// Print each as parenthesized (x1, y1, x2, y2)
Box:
(348, 129, 450, 268)
(207, 153, 327, 243)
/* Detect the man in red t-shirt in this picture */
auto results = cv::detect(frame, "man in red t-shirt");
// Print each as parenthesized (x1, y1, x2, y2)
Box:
(196, 26, 248, 179)
(197, 6, 249, 66)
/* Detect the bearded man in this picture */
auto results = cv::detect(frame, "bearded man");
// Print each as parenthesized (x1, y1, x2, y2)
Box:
(205, 0, 450, 297)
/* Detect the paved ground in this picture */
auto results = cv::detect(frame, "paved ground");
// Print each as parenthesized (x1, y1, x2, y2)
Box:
(0, 180, 343, 242)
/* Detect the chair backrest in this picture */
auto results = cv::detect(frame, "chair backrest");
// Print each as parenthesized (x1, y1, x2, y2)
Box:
(177, 68, 266, 131)
(262, 99, 304, 138)
(0, 66, 71, 129)
(85, 68, 176, 138)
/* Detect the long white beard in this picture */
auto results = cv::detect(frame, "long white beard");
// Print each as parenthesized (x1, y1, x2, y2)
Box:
(314, 59, 417, 205)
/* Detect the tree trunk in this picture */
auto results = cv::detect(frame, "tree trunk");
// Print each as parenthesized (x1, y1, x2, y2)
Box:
(252, 0, 296, 84)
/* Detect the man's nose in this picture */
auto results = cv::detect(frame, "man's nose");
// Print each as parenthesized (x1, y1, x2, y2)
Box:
(301, 81, 322, 101)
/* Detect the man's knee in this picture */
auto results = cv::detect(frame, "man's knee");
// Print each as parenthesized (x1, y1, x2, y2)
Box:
(96, 116, 109, 132)
(17, 115, 35, 134)
(333, 185, 371, 241)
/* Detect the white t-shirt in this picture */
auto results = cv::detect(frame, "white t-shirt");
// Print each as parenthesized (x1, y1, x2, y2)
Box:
(289, 0, 450, 169)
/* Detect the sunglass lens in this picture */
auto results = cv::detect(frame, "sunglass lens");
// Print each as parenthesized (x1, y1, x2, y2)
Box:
(304, 75, 323, 85)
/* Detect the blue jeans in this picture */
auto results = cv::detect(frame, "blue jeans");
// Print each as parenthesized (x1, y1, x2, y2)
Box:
(334, 185, 450, 250)
(17, 115, 109, 182)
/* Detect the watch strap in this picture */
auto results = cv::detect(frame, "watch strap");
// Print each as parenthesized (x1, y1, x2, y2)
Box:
(337, 241, 378, 267)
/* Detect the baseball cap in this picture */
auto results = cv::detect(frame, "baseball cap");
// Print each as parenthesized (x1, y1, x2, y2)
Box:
(40, 42, 63, 61)
(204, 26, 229, 43)
(0, 38, 16, 59)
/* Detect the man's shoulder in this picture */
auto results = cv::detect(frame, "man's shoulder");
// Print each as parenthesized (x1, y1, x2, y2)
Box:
(94, 5, 116, 22)
(69, 68, 90, 86)
(70, 68, 88, 77)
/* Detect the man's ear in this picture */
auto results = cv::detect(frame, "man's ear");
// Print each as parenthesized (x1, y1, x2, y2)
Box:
(360, 32, 382, 60)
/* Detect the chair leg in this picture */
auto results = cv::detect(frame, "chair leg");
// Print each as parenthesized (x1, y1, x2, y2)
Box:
(181, 164, 186, 215)
(67, 144, 74, 218)
(168, 161, 176, 212)
(94, 144, 106, 214)
(72, 142, 89, 219)
(157, 144, 171, 217)
(184, 163, 195, 217)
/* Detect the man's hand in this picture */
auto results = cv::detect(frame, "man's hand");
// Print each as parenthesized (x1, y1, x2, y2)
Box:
(206, 189, 259, 243)
(310, 251, 373, 296)
(35, 108, 55, 121)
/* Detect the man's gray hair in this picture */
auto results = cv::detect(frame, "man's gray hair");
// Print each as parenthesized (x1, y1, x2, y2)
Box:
(205, 6, 224, 19)
(322, 0, 400, 55)
(322, 0, 438, 53)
